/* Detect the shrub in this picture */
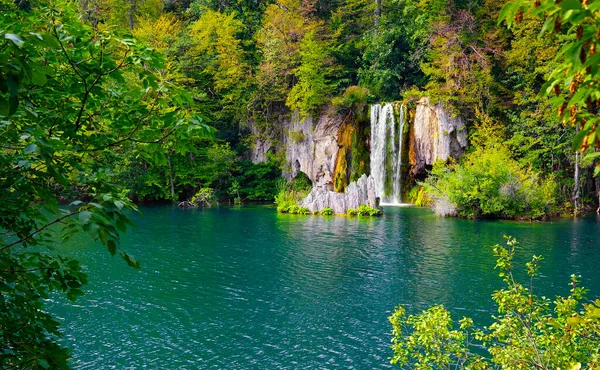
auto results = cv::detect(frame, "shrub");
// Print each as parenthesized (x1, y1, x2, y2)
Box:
(288, 130, 306, 143)
(235, 159, 281, 201)
(276, 201, 294, 213)
(408, 185, 432, 207)
(331, 85, 370, 110)
(389, 237, 600, 369)
(288, 204, 300, 214)
(321, 207, 333, 215)
(190, 188, 216, 207)
(422, 145, 555, 219)
(298, 207, 310, 215)
(274, 175, 312, 213)
(357, 204, 382, 216)
(347, 208, 357, 216)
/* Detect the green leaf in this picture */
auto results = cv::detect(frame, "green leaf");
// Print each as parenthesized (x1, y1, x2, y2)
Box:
(497, 2, 520, 27)
(107, 239, 117, 256)
(23, 143, 37, 153)
(8, 95, 18, 116)
(116, 217, 126, 232)
(584, 152, 600, 161)
(79, 211, 92, 225)
(120, 252, 141, 269)
(572, 129, 588, 151)
(41, 33, 60, 48)
(5, 33, 24, 48)
(558, 0, 582, 10)
(31, 68, 48, 86)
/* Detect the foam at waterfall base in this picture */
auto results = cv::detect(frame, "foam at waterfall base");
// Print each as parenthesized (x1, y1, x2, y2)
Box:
(380, 202, 414, 207)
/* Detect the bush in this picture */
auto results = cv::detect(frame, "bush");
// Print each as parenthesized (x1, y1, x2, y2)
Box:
(347, 208, 357, 216)
(321, 207, 333, 215)
(408, 185, 432, 207)
(274, 175, 312, 213)
(288, 130, 306, 143)
(389, 237, 600, 369)
(422, 145, 555, 219)
(190, 188, 216, 207)
(357, 204, 382, 216)
(331, 85, 370, 110)
(235, 159, 281, 202)
(298, 207, 311, 215)
(288, 204, 300, 214)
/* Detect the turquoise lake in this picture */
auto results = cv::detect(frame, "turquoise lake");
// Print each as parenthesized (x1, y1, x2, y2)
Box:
(48, 206, 600, 369)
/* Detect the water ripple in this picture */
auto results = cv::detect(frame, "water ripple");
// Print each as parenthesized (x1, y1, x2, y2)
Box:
(46, 206, 600, 369)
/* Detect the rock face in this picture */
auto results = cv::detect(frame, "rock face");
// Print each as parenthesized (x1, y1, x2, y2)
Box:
(284, 111, 344, 189)
(244, 120, 274, 164)
(410, 97, 467, 175)
(300, 174, 378, 214)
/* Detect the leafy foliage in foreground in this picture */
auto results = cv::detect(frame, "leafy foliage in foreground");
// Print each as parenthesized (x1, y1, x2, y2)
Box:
(390, 237, 600, 369)
(423, 145, 555, 219)
(500, 0, 600, 170)
(0, 0, 211, 367)
(389, 238, 600, 369)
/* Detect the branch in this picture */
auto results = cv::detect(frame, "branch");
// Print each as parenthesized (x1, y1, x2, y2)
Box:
(52, 20, 87, 90)
(130, 127, 177, 144)
(86, 102, 159, 151)
(0, 210, 81, 253)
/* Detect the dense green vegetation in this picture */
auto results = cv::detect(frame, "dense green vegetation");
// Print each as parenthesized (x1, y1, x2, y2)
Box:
(2, 0, 596, 210)
(423, 145, 556, 219)
(2, 0, 600, 366)
(390, 237, 600, 369)
(0, 0, 211, 366)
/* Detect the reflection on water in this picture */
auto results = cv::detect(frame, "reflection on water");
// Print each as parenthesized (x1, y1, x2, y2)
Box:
(48, 206, 600, 369)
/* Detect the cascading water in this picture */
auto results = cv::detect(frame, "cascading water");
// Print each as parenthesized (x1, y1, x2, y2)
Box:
(369, 103, 406, 204)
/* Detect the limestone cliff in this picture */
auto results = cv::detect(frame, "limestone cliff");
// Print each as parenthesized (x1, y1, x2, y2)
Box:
(283, 109, 370, 191)
(409, 97, 467, 175)
(300, 174, 378, 214)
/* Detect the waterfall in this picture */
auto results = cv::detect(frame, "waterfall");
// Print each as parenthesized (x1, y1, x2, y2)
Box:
(370, 103, 406, 204)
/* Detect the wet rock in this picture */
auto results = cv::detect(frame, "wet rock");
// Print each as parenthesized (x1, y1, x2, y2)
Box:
(410, 97, 467, 175)
(300, 174, 379, 214)
(284, 111, 343, 189)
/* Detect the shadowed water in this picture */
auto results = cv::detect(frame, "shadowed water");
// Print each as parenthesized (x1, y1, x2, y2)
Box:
(48, 206, 600, 369)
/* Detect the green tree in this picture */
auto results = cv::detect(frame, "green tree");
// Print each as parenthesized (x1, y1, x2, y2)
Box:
(253, 0, 321, 113)
(286, 31, 336, 117)
(188, 10, 250, 108)
(81, 0, 163, 29)
(499, 0, 600, 173)
(0, 0, 211, 367)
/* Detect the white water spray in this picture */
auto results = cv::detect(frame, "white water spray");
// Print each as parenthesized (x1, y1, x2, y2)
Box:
(369, 103, 406, 204)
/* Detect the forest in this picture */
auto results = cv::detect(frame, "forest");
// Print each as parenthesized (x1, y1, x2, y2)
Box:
(1, 0, 600, 367)
(3, 0, 598, 211)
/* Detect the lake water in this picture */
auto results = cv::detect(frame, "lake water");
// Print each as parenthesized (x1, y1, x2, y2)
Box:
(49, 206, 600, 369)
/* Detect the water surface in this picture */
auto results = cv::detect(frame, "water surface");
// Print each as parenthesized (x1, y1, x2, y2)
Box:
(49, 206, 600, 369)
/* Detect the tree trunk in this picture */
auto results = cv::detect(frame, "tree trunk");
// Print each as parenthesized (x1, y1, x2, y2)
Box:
(592, 148, 600, 214)
(374, 0, 381, 32)
(167, 154, 175, 200)
(573, 151, 580, 216)
(595, 175, 600, 214)
(127, 0, 136, 30)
